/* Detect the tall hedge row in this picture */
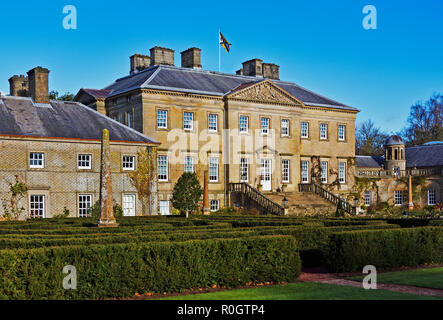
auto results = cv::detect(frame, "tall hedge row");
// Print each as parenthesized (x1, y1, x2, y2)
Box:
(0, 236, 301, 300)
(324, 227, 443, 272)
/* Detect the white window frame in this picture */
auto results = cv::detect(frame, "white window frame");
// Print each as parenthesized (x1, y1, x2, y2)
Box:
(281, 119, 290, 137)
(78, 154, 92, 169)
(394, 190, 403, 206)
(210, 200, 220, 212)
(209, 157, 219, 182)
(78, 194, 92, 218)
(239, 115, 249, 133)
(338, 125, 346, 141)
(364, 190, 372, 207)
(208, 113, 218, 132)
(240, 158, 249, 182)
(301, 122, 309, 138)
(122, 155, 136, 171)
(184, 112, 194, 131)
(30, 195, 45, 218)
(157, 109, 168, 129)
(123, 194, 136, 216)
(301, 160, 309, 183)
(339, 162, 346, 184)
(321, 161, 328, 184)
(282, 159, 290, 183)
(320, 123, 328, 140)
(158, 155, 169, 182)
(261, 117, 270, 135)
(184, 156, 195, 173)
(30, 152, 44, 169)
(428, 190, 436, 205)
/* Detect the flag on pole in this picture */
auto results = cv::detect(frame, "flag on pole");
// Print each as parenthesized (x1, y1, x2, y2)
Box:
(219, 32, 231, 53)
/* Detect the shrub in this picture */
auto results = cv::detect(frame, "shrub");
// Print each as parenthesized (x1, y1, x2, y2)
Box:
(324, 227, 443, 272)
(0, 236, 301, 299)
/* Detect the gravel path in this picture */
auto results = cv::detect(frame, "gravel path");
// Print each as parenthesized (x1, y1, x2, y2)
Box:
(298, 272, 443, 297)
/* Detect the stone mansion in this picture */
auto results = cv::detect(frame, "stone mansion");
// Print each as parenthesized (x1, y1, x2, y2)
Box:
(74, 46, 359, 214)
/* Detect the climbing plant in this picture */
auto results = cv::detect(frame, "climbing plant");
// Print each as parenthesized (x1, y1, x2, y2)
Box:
(1, 175, 28, 220)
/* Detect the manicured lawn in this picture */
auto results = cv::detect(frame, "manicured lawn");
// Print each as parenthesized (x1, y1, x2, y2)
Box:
(159, 282, 442, 300)
(348, 267, 443, 290)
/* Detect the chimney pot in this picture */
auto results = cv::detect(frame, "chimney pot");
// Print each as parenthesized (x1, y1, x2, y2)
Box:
(242, 59, 263, 77)
(130, 54, 151, 74)
(27, 66, 50, 104)
(8, 74, 29, 97)
(181, 47, 202, 69)
(150, 46, 175, 66)
(263, 63, 280, 80)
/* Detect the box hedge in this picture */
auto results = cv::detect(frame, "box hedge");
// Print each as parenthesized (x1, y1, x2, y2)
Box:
(0, 235, 301, 300)
(324, 227, 443, 272)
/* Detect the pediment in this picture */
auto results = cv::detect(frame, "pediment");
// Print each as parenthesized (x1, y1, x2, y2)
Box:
(225, 80, 303, 106)
(255, 145, 278, 155)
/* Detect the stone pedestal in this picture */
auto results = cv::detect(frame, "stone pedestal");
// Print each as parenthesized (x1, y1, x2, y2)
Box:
(98, 129, 119, 228)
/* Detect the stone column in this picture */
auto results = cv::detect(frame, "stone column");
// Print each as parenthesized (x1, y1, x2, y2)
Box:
(98, 129, 119, 227)
(202, 170, 210, 215)
(408, 175, 414, 211)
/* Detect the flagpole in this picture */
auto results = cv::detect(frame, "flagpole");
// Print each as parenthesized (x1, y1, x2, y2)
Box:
(218, 28, 221, 72)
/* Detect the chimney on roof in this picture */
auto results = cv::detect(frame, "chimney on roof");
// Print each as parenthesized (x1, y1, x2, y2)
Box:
(242, 59, 263, 77)
(150, 46, 175, 66)
(262, 63, 280, 80)
(8, 75, 29, 97)
(27, 67, 50, 104)
(130, 54, 151, 74)
(181, 47, 202, 69)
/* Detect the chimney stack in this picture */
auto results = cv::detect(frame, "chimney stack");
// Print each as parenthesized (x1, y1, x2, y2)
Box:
(130, 54, 151, 74)
(8, 75, 29, 97)
(150, 46, 175, 66)
(242, 59, 263, 77)
(181, 47, 202, 69)
(262, 63, 280, 80)
(27, 67, 50, 104)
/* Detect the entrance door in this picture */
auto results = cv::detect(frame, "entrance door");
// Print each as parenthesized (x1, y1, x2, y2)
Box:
(261, 159, 272, 191)
(123, 194, 136, 216)
(159, 200, 171, 215)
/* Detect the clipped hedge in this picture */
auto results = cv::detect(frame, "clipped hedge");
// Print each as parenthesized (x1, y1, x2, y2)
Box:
(324, 227, 443, 272)
(0, 236, 301, 300)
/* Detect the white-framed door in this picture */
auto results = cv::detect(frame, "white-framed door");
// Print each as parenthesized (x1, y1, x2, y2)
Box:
(260, 159, 272, 191)
(122, 194, 136, 216)
(159, 200, 171, 215)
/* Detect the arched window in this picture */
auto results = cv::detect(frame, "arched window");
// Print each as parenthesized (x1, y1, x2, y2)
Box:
(394, 149, 398, 160)
(388, 148, 392, 160)
(401, 149, 404, 160)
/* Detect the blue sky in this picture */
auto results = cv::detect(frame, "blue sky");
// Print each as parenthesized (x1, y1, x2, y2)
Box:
(0, 0, 442, 132)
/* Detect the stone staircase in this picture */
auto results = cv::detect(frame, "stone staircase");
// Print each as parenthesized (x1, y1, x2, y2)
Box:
(265, 192, 337, 216)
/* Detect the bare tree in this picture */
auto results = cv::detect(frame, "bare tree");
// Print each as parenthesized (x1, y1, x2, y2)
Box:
(355, 120, 388, 156)
(401, 93, 443, 146)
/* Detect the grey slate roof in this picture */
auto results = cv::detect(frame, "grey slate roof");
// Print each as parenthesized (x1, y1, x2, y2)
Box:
(356, 156, 385, 168)
(100, 65, 357, 111)
(406, 143, 443, 168)
(0, 96, 158, 144)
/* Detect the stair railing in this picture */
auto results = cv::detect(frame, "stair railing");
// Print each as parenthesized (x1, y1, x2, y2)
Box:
(228, 183, 285, 216)
(299, 183, 356, 214)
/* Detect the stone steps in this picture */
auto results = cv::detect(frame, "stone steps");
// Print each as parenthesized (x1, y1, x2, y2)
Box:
(265, 192, 337, 216)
